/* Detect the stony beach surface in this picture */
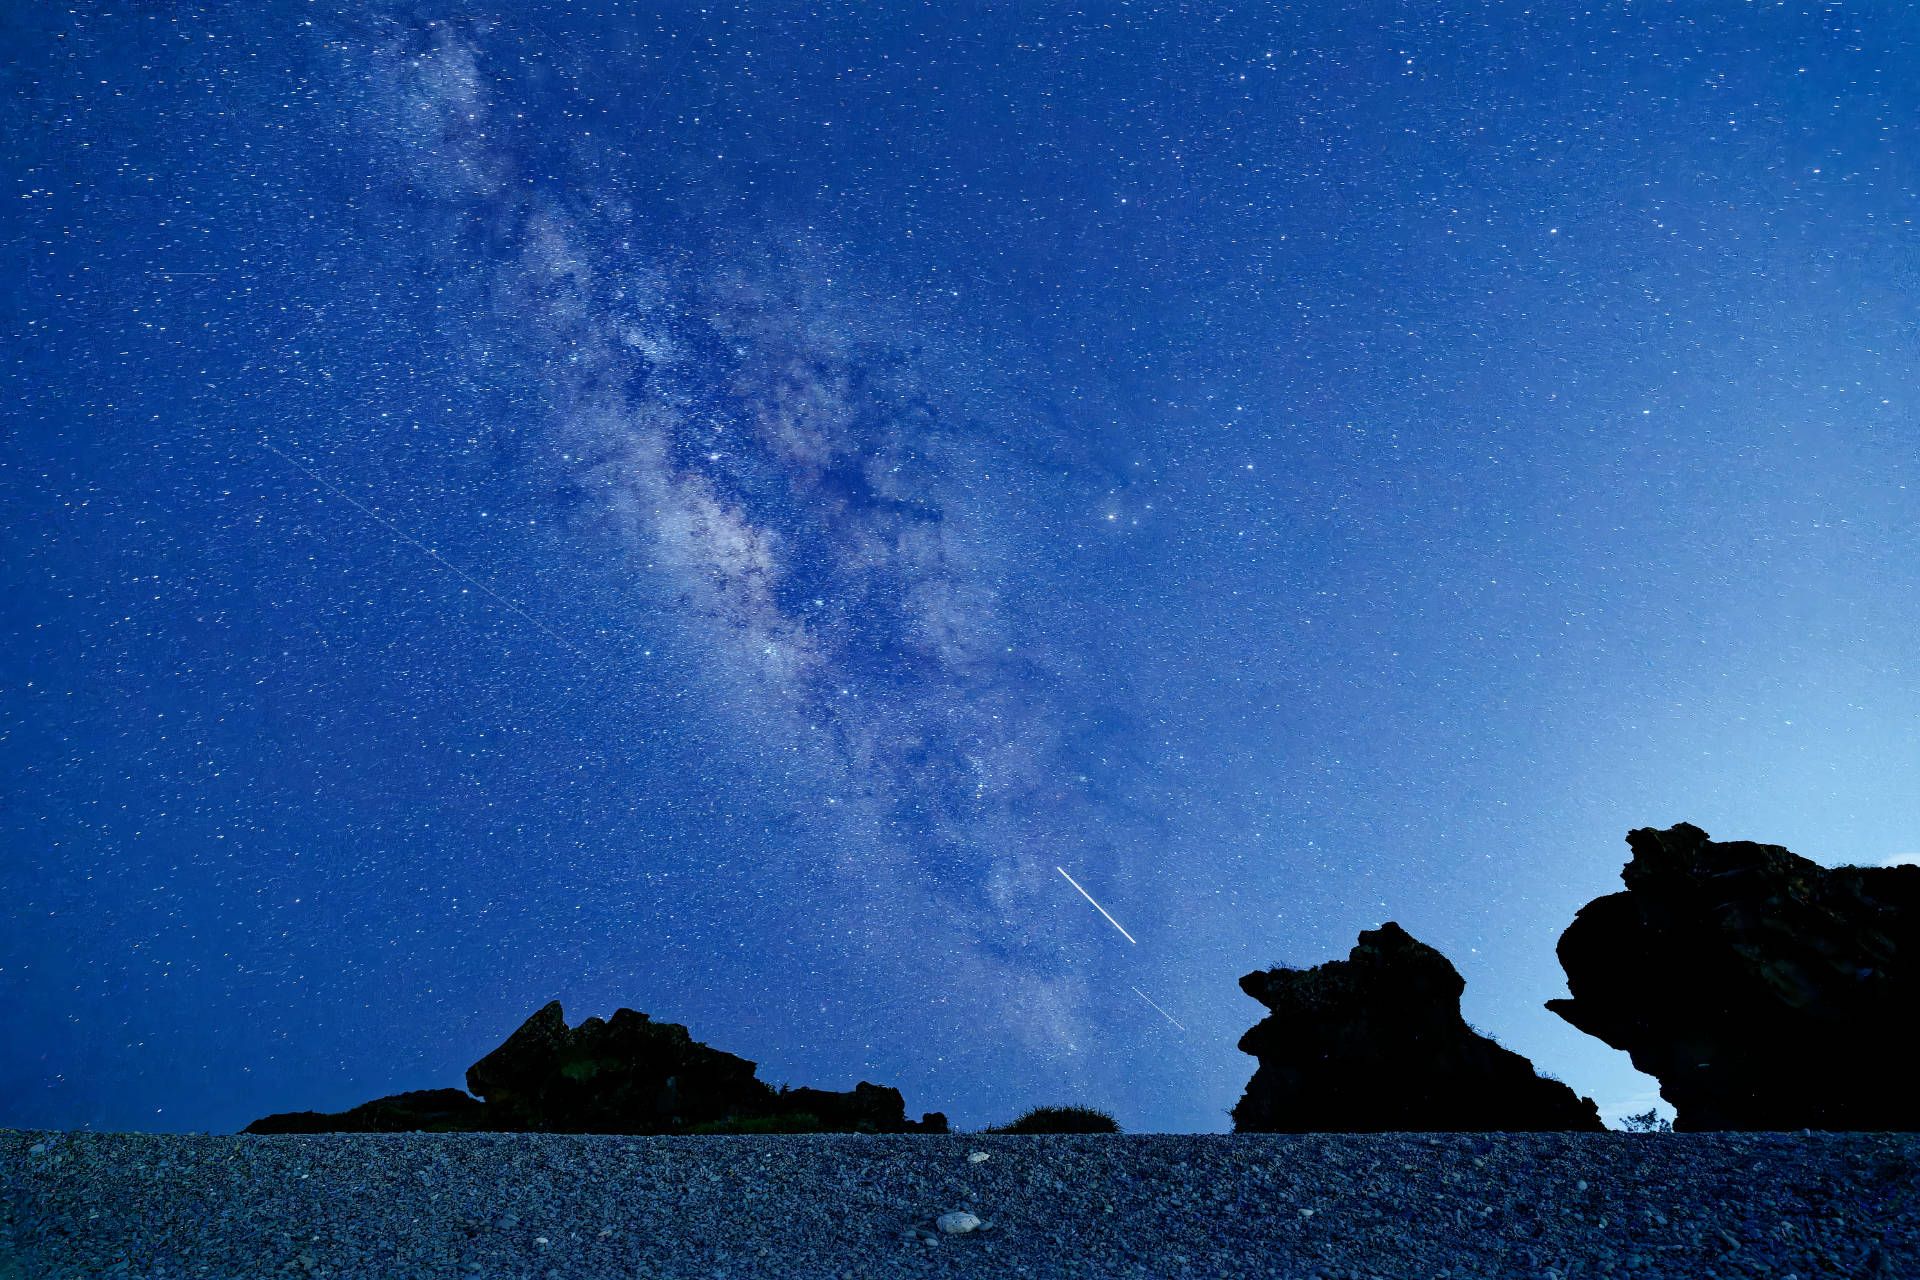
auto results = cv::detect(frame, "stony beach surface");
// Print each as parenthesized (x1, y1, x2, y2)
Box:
(3, 1129, 1914, 1279)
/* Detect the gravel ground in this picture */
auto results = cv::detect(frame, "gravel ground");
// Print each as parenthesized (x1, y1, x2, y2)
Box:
(2, 1130, 1915, 1279)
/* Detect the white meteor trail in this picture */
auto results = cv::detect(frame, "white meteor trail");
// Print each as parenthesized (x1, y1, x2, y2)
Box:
(1130, 985, 1186, 1031)
(1055, 865, 1137, 944)
(257, 437, 587, 661)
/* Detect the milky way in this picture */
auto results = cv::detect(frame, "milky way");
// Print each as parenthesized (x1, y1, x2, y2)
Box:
(343, 19, 1154, 1049)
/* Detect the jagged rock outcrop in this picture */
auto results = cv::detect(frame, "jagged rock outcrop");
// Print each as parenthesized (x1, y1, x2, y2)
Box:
(463, 1002, 776, 1132)
(1548, 822, 1920, 1131)
(1233, 923, 1604, 1133)
(245, 1001, 948, 1135)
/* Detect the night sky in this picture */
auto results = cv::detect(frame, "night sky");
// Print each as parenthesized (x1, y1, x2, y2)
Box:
(4, 3, 1917, 1136)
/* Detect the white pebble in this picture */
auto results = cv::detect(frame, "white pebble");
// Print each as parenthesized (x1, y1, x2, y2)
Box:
(968, 1151, 990, 1163)
(1298, 1207, 1315, 1218)
(937, 1211, 982, 1234)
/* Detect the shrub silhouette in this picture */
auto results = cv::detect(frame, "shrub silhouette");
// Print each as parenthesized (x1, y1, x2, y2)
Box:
(1619, 1109, 1673, 1133)
(987, 1105, 1120, 1134)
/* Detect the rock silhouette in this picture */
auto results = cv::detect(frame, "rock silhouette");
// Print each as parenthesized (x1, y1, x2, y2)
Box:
(243, 1088, 486, 1135)
(245, 1001, 947, 1135)
(1548, 822, 1920, 1131)
(462, 1002, 772, 1133)
(1233, 923, 1604, 1132)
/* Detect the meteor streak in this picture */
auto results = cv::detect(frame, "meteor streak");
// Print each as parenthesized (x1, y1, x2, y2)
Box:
(1130, 985, 1186, 1031)
(1055, 865, 1137, 944)
(257, 437, 587, 660)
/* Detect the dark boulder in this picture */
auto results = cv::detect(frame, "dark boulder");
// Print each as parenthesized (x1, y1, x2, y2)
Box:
(245, 1088, 487, 1134)
(244, 1001, 946, 1135)
(465, 1001, 776, 1133)
(769, 1082, 946, 1134)
(1233, 922, 1604, 1132)
(1547, 822, 1920, 1131)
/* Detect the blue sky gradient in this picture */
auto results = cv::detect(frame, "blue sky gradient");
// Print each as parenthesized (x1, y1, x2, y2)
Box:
(4, 2, 1917, 1133)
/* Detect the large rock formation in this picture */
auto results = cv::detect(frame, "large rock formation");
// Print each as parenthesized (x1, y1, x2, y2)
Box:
(1548, 823, 1920, 1131)
(1233, 923, 1604, 1133)
(245, 1001, 948, 1135)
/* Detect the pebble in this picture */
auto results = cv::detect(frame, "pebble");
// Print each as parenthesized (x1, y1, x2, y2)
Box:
(969, 1151, 990, 1163)
(937, 1211, 982, 1234)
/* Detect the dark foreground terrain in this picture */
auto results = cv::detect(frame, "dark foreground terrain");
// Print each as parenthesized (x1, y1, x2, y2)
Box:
(3, 1130, 1914, 1279)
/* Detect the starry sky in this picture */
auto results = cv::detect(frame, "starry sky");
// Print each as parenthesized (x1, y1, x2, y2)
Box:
(4, 2, 1917, 1136)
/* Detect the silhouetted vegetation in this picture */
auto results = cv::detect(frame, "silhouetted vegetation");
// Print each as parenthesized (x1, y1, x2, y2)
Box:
(1620, 1109, 1672, 1133)
(986, 1105, 1120, 1134)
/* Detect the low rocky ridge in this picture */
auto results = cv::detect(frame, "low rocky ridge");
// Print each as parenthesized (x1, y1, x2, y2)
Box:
(4, 1130, 1913, 1279)
(241, 1089, 488, 1135)
(1549, 823, 1920, 1131)
(1233, 923, 1604, 1133)
(245, 1001, 946, 1136)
